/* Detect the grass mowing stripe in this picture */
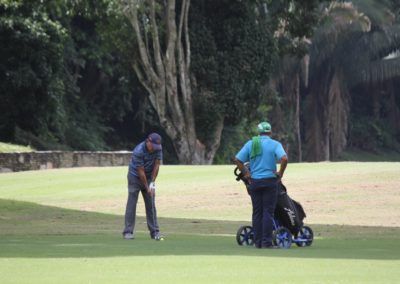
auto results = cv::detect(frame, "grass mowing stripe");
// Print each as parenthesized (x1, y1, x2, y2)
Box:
(0, 234, 399, 283)
(1, 258, 399, 284)
(0, 234, 399, 259)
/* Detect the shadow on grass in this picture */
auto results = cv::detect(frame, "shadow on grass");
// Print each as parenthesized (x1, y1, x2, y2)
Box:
(1, 199, 399, 260)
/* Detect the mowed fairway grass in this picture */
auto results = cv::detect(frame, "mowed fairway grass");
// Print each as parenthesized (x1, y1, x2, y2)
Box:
(0, 162, 399, 283)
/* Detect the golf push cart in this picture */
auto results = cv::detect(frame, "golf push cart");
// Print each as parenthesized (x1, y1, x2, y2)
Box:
(234, 165, 314, 249)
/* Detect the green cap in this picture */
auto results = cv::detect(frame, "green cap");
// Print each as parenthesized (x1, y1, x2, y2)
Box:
(257, 121, 272, 133)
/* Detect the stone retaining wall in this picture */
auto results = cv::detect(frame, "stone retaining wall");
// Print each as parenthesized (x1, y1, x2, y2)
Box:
(0, 151, 132, 173)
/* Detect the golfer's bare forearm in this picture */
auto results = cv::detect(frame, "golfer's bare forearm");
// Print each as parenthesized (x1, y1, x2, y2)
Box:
(137, 167, 149, 190)
(151, 160, 161, 182)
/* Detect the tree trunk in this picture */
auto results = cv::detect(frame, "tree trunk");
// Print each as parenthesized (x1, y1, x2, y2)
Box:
(327, 73, 350, 159)
(304, 67, 333, 161)
(121, 0, 222, 164)
(385, 80, 400, 134)
(268, 56, 303, 162)
(304, 69, 350, 161)
(294, 74, 302, 162)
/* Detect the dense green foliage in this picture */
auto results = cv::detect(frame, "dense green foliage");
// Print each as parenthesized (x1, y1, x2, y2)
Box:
(0, 0, 146, 151)
(190, 0, 275, 139)
(1, 0, 398, 163)
(0, 0, 322, 163)
(189, 0, 322, 161)
(0, 1, 68, 147)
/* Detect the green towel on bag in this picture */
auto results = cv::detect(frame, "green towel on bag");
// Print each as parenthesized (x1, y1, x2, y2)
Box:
(250, 136, 262, 160)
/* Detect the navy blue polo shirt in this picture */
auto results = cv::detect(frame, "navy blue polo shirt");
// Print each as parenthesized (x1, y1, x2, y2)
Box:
(128, 141, 163, 178)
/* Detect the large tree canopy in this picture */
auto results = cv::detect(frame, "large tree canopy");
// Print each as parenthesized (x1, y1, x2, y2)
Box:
(118, 0, 322, 164)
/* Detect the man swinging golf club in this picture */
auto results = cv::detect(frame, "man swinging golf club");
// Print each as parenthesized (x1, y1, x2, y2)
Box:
(122, 133, 164, 241)
(234, 122, 288, 248)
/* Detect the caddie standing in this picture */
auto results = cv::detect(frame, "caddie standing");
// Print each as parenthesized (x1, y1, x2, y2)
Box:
(234, 122, 288, 248)
(122, 133, 164, 241)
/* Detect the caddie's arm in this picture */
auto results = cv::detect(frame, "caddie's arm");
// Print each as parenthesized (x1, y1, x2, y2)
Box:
(234, 158, 251, 183)
(277, 155, 288, 178)
(137, 166, 152, 196)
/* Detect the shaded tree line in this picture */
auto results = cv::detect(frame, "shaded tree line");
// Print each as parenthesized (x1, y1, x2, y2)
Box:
(0, 0, 151, 152)
(0, 0, 321, 163)
(1, 0, 398, 163)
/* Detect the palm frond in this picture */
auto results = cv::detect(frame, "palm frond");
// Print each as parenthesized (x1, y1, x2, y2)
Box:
(309, 2, 370, 70)
(345, 24, 400, 85)
(351, 56, 400, 85)
(351, 0, 396, 27)
(309, 1, 400, 86)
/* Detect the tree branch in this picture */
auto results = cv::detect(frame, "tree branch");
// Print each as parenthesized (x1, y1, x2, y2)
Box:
(165, 0, 177, 65)
(132, 62, 158, 111)
(149, 0, 165, 78)
(177, 0, 191, 103)
(205, 115, 224, 156)
(184, 0, 191, 69)
(122, 0, 161, 85)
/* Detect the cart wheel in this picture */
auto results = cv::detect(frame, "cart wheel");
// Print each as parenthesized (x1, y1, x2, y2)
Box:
(236, 226, 254, 246)
(273, 227, 292, 249)
(296, 226, 314, 247)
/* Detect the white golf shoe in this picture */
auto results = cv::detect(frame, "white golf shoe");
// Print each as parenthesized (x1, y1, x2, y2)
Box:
(153, 233, 164, 241)
(123, 233, 134, 240)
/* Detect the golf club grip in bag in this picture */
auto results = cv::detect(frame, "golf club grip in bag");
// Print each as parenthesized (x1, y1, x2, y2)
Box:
(274, 183, 306, 236)
(234, 167, 248, 184)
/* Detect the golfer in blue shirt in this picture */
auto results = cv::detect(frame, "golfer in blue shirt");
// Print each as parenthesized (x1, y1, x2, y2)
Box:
(235, 122, 288, 248)
(123, 133, 164, 241)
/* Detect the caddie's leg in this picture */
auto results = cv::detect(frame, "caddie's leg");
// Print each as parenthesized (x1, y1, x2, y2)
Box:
(250, 189, 263, 248)
(261, 182, 278, 247)
(142, 189, 160, 238)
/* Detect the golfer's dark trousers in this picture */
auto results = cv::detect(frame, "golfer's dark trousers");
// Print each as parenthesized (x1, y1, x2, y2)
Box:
(249, 178, 279, 248)
(123, 175, 159, 238)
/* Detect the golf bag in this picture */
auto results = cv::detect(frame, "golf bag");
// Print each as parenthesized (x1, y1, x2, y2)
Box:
(275, 183, 306, 236)
(234, 166, 306, 235)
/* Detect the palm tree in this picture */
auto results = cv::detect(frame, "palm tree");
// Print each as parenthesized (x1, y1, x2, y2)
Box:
(270, 0, 400, 161)
(267, 54, 309, 162)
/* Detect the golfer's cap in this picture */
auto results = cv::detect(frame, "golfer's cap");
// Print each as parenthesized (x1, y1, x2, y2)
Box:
(257, 121, 272, 133)
(148, 133, 162, 151)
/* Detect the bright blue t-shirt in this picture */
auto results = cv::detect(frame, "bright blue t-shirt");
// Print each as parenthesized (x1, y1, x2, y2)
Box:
(235, 136, 286, 179)
(128, 142, 163, 178)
